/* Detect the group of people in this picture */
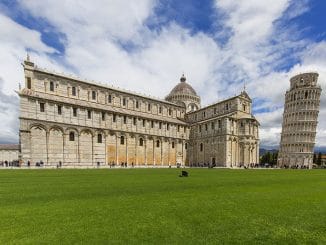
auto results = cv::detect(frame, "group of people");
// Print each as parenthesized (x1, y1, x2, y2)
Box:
(240, 163, 261, 168)
(107, 162, 180, 168)
(107, 161, 135, 168)
(282, 164, 310, 169)
(189, 163, 264, 168)
(189, 163, 217, 168)
(0, 160, 20, 167)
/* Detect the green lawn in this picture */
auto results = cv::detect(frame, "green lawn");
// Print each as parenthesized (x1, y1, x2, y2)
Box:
(0, 169, 325, 244)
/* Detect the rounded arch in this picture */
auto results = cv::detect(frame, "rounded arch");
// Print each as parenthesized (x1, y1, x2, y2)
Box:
(30, 125, 47, 165)
(95, 129, 106, 136)
(65, 127, 79, 166)
(48, 126, 64, 166)
(65, 127, 79, 134)
(48, 125, 64, 134)
(29, 123, 47, 132)
(80, 129, 94, 137)
(79, 129, 93, 166)
(176, 101, 186, 108)
(188, 103, 199, 112)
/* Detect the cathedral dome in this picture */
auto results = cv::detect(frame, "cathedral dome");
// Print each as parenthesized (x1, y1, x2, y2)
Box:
(167, 74, 198, 97)
(165, 74, 201, 113)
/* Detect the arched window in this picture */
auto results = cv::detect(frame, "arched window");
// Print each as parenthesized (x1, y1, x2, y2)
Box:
(69, 132, 75, 141)
(120, 136, 125, 145)
(171, 141, 175, 149)
(73, 107, 77, 117)
(185, 143, 188, 150)
(92, 91, 96, 100)
(200, 143, 203, 152)
(139, 138, 143, 146)
(27, 77, 31, 89)
(156, 140, 160, 148)
(50, 81, 54, 91)
(97, 134, 102, 143)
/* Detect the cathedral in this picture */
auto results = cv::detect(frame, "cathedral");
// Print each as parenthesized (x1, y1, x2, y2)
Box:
(19, 57, 260, 168)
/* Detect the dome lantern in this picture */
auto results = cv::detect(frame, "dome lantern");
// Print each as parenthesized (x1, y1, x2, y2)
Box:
(180, 74, 186, 82)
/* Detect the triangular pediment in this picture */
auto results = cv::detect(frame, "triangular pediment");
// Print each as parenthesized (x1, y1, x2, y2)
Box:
(240, 91, 251, 101)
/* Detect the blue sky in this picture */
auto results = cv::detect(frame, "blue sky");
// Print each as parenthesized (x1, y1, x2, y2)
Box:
(0, 0, 325, 149)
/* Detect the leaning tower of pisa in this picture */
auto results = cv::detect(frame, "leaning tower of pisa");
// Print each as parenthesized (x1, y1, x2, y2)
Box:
(277, 72, 322, 168)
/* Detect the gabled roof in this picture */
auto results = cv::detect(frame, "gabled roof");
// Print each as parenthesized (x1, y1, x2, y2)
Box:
(239, 91, 251, 101)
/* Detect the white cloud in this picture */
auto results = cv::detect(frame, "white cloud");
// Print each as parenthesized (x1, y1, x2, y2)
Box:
(0, 14, 55, 95)
(18, 0, 155, 41)
(259, 127, 282, 148)
(0, 78, 19, 144)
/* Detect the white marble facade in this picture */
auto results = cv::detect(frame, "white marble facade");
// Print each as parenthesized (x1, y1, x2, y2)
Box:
(19, 57, 260, 168)
(278, 73, 322, 169)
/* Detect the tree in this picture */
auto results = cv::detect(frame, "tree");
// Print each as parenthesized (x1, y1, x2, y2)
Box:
(271, 152, 278, 166)
(260, 151, 278, 165)
(317, 152, 322, 166)
(261, 152, 271, 164)
(313, 153, 317, 164)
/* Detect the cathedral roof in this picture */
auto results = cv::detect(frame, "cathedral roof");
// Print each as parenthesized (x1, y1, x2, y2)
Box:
(0, 144, 19, 150)
(168, 75, 198, 97)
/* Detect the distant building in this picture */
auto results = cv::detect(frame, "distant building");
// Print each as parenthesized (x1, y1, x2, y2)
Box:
(18, 56, 259, 168)
(320, 154, 326, 166)
(0, 144, 19, 162)
(277, 73, 322, 168)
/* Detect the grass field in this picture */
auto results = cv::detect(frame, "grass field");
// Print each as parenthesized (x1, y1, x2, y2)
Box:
(0, 169, 325, 244)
